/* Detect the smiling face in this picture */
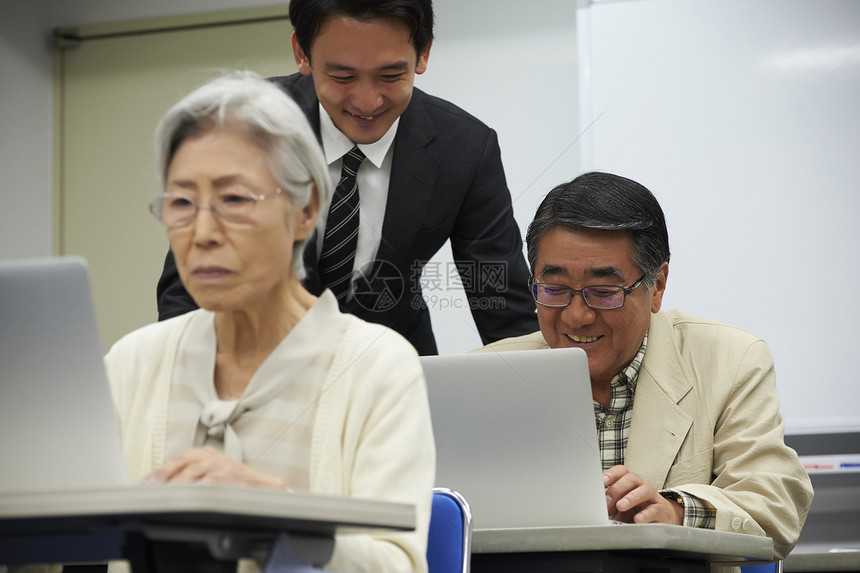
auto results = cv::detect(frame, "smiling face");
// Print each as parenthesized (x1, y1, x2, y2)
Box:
(534, 227, 668, 388)
(292, 15, 431, 145)
(165, 128, 317, 312)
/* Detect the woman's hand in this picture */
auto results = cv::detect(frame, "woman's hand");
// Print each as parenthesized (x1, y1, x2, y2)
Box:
(603, 465, 684, 524)
(142, 446, 285, 489)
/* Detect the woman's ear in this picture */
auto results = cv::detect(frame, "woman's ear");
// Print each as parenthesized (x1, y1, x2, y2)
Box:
(294, 182, 319, 241)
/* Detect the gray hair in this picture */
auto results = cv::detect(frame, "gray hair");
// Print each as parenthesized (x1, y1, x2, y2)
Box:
(526, 171, 670, 289)
(155, 70, 332, 280)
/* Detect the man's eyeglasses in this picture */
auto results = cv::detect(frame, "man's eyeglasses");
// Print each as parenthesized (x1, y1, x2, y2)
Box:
(149, 188, 284, 228)
(529, 275, 647, 310)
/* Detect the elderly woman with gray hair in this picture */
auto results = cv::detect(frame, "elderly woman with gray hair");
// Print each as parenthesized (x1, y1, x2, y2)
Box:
(104, 71, 435, 572)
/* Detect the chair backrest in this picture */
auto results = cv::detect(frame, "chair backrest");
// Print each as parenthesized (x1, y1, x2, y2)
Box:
(427, 488, 473, 573)
(741, 561, 783, 573)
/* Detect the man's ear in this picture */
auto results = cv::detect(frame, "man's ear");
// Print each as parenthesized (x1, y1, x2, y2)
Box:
(292, 32, 312, 76)
(415, 39, 432, 75)
(650, 262, 669, 314)
(295, 182, 320, 241)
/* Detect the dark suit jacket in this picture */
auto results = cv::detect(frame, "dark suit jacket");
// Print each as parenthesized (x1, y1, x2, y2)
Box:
(157, 73, 537, 354)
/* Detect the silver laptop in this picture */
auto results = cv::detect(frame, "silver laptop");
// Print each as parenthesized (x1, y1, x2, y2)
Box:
(0, 258, 418, 548)
(421, 348, 610, 530)
(0, 256, 128, 491)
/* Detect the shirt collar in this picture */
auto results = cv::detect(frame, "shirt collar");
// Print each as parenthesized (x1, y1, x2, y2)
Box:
(318, 103, 399, 169)
(610, 331, 649, 396)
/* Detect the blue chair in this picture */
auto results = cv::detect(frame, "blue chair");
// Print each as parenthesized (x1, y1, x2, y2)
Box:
(427, 488, 473, 573)
(741, 561, 782, 573)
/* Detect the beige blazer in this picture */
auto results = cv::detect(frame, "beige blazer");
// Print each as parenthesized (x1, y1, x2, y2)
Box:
(477, 309, 813, 560)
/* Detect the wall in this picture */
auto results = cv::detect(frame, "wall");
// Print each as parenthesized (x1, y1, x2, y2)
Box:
(0, 0, 287, 261)
(412, 0, 579, 353)
(0, 0, 55, 259)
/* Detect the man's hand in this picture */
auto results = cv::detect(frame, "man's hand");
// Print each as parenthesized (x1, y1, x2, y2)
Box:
(142, 446, 284, 489)
(603, 465, 684, 524)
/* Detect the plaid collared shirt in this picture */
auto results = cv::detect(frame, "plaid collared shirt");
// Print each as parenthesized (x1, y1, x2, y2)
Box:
(595, 332, 715, 529)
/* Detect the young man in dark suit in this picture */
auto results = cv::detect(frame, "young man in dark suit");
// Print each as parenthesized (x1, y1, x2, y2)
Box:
(156, 0, 537, 355)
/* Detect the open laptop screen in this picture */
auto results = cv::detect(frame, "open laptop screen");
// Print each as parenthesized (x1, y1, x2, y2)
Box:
(421, 348, 609, 529)
(0, 257, 127, 491)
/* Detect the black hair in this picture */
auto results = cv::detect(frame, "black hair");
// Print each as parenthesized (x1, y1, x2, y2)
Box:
(290, 0, 434, 59)
(526, 171, 670, 288)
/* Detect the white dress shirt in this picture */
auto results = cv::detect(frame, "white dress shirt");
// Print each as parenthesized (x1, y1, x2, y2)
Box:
(316, 104, 399, 294)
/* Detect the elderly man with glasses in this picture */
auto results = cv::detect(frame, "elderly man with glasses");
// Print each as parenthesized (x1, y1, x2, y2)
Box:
(477, 171, 812, 563)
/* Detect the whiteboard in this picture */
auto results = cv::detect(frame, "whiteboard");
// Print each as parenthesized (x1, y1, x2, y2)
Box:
(578, 0, 860, 433)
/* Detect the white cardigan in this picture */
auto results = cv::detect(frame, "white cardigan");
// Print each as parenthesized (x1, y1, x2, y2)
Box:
(105, 305, 435, 573)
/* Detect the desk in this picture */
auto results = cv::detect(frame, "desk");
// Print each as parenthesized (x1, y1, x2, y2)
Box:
(0, 484, 414, 571)
(785, 549, 860, 572)
(471, 523, 774, 573)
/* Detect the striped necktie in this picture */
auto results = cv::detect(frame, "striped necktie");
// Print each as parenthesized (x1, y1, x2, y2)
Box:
(319, 146, 366, 302)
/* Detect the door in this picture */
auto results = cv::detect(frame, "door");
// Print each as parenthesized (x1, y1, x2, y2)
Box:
(57, 7, 297, 350)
